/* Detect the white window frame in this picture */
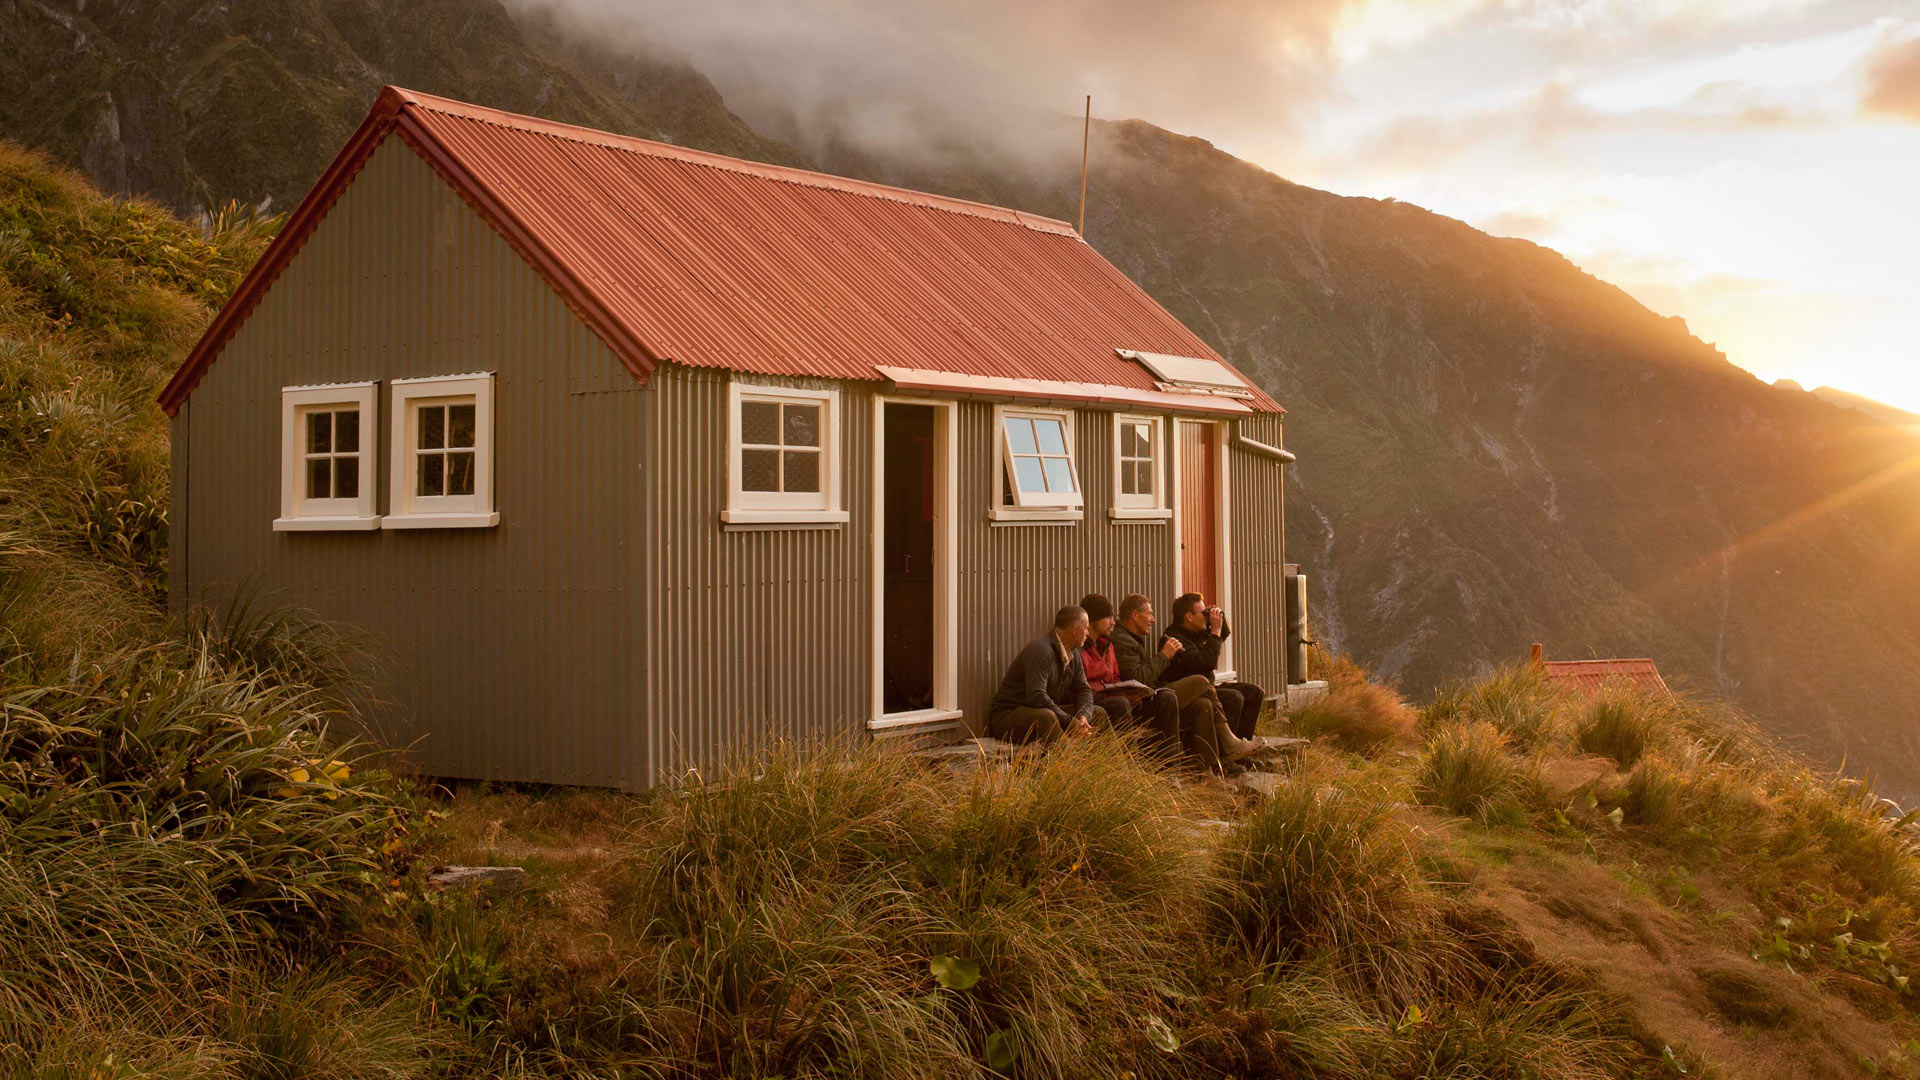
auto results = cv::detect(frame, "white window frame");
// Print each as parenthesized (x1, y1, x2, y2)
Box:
(1111, 412, 1170, 521)
(274, 382, 378, 531)
(385, 373, 498, 530)
(722, 381, 847, 527)
(990, 405, 1083, 524)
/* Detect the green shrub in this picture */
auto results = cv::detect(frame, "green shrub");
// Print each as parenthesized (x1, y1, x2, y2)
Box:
(1574, 689, 1667, 767)
(1, 644, 405, 915)
(1289, 682, 1418, 756)
(0, 640, 409, 1052)
(1415, 722, 1530, 824)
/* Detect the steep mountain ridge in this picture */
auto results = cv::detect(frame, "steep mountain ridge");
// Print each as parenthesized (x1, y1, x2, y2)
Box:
(6, 0, 1919, 796)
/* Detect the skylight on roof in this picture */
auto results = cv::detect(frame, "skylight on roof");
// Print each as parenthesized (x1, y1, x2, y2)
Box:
(1116, 350, 1253, 398)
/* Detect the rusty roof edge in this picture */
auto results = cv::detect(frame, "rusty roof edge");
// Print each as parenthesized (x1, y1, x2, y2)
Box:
(386, 86, 1081, 237)
(390, 112, 660, 383)
(159, 89, 409, 415)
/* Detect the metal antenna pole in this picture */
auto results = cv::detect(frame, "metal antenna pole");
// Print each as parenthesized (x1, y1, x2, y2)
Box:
(1078, 95, 1091, 236)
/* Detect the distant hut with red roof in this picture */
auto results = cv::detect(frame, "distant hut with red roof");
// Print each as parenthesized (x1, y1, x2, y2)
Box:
(1529, 644, 1672, 698)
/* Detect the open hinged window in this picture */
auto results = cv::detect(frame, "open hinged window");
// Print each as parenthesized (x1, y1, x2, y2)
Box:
(993, 406, 1082, 522)
(724, 382, 846, 526)
(275, 382, 378, 531)
(385, 373, 497, 529)
(1111, 413, 1170, 520)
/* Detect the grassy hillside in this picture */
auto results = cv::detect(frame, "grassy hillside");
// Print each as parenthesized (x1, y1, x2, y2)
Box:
(0, 142, 427, 1073)
(7, 0, 1918, 801)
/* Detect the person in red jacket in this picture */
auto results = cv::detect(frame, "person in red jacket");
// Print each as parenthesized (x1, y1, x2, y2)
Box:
(1077, 593, 1144, 736)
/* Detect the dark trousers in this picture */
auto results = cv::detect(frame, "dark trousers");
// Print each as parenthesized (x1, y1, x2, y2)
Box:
(989, 705, 1110, 745)
(1095, 694, 1138, 734)
(1154, 674, 1226, 769)
(1216, 682, 1265, 739)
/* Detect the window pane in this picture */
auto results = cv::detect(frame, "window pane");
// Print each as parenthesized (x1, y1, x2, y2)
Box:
(1034, 417, 1068, 455)
(419, 405, 445, 450)
(446, 451, 475, 496)
(334, 408, 359, 452)
(419, 453, 444, 497)
(448, 403, 475, 449)
(307, 457, 331, 499)
(742, 401, 780, 445)
(1134, 460, 1154, 495)
(306, 411, 331, 455)
(1012, 456, 1046, 493)
(335, 456, 359, 499)
(742, 448, 780, 491)
(784, 449, 820, 492)
(783, 403, 820, 448)
(1121, 459, 1140, 495)
(1004, 416, 1038, 454)
(1125, 422, 1148, 458)
(1042, 455, 1075, 493)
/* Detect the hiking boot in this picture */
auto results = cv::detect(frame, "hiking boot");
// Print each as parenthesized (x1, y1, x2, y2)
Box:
(1216, 724, 1262, 763)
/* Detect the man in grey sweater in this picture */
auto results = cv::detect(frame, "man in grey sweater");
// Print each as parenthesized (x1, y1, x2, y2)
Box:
(988, 606, 1108, 744)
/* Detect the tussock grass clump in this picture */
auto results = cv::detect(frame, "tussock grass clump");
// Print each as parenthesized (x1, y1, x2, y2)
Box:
(604, 738, 1212, 1079)
(1289, 682, 1418, 756)
(1415, 722, 1532, 824)
(1574, 688, 1668, 767)
(1305, 637, 1370, 692)
(1212, 778, 1433, 990)
(1385, 973, 1638, 1080)
(1425, 663, 1566, 749)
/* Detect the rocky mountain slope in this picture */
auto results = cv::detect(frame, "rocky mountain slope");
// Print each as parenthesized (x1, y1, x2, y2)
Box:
(6, 0, 1919, 797)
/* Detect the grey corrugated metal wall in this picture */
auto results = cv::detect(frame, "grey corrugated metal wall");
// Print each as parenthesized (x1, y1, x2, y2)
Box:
(639, 365, 873, 783)
(955, 405, 1179, 726)
(179, 135, 650, 787)
(1229, 413, 1290, 692)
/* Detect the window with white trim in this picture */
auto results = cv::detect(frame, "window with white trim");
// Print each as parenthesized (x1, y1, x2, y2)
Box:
(997, 407, 1081, 509)
(1112, 413, 1168, 516)
(725, 382, 844, 525)
(386, 373, 497, 529)
(275, 382, 377, 531)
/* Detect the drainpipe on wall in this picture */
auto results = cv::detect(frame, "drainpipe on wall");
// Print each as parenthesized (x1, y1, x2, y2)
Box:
(1232, 421, 1296, 463)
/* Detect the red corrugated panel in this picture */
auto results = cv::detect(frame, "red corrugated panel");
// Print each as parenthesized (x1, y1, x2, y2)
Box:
(1543, 659, 1672, 698)
(162, 86, 1283, 414)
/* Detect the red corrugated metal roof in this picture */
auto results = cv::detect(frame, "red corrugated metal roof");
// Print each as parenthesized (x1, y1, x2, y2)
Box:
(161, 86, 1283, 414)
(1542, 658, 1672, 698)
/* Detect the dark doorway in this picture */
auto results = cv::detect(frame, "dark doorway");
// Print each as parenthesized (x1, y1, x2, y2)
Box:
(883, 403, 937, 713)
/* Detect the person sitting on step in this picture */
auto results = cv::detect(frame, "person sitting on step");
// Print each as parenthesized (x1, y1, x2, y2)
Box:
(987, 605, 1109, 745)
(1110, 593, 1257, 768)
(1163, 592, 1266, 750)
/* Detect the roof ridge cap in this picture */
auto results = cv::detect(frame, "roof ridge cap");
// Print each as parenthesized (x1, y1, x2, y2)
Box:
(385, 86, 1081, 237)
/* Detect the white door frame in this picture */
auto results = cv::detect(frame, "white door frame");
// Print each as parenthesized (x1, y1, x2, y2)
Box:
(868, 396, 961, 732)
(1169, 417, 1235, 680)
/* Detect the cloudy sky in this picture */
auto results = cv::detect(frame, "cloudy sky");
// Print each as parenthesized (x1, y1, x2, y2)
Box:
(533, 0, 1920, 408)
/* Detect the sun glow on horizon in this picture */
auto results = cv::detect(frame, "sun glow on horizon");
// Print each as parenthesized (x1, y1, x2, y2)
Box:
(1223, 0, 1920, 415)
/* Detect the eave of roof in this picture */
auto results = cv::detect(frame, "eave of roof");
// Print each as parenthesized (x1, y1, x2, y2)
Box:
(878, 366, 1262, 415)
(161, 86, 1284, 416)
